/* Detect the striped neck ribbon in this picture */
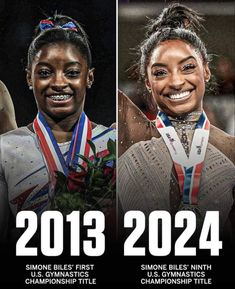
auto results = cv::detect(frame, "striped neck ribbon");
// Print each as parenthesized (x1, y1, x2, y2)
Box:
(156, 111, 210, 205)
(33, 111, 92, 185)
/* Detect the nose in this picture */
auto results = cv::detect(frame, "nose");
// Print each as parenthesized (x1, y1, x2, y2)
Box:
(168, 72, 185, 90)
(51, 72, 68, 91)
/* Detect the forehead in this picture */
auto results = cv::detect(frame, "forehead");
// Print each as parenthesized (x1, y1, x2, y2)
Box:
(33, 42, 87, 66)
(149, 39, 202, 64)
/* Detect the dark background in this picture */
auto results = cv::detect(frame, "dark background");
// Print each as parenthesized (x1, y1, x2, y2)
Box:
(0, 0, 116, 127)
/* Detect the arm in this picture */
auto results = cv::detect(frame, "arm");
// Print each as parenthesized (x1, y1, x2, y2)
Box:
(0, 142, 10, 242)
(0, 179, 10, 242)
(118, 89, 159, 156)
(209, 125, 235, 165)
(0, 80, 17, 134)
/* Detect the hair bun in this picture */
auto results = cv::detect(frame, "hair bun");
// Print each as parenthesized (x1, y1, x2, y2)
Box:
(146, 3, 204, 36)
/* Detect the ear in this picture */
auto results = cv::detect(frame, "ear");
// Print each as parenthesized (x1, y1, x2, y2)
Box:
(204, 63, 211, 83)
(87, 68, 95, 89)
(145, 78, 152, 93)
(26, 69, 32, 87)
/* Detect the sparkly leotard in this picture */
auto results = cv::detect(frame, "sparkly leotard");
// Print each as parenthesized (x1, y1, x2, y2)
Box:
(118, 91, 235, 237)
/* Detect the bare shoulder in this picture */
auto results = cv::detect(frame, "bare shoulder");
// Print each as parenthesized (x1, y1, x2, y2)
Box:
(209, 125, 235, 164)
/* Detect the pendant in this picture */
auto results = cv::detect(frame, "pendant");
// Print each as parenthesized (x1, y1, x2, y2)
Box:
(179, 203, 204, 226)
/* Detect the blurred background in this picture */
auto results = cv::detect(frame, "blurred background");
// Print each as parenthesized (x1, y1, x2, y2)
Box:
(0, 0, 116, 127)
(119, 0, 235, 135)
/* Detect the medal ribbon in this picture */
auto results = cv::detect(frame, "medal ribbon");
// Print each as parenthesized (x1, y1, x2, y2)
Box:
(156, 111, 210, 204)
(33, 111, 92, 185)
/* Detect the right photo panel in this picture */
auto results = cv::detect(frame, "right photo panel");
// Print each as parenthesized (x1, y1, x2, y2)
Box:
(118, 0, 235, 288)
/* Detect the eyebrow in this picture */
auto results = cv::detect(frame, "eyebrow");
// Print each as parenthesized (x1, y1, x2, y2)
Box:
(151, 56, 197, 68)
(65, 61, 82, 67)
(35, 61, 82, 67)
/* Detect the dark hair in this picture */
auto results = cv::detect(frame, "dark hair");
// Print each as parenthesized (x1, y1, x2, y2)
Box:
(136, 3, 210, 80)
(27, 14, 92, 70)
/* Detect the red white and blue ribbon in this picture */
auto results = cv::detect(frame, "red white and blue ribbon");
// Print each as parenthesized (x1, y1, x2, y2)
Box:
(156, 111, 210, 205)
(39, 20, 78, 32)
(33, 111, 92, 184)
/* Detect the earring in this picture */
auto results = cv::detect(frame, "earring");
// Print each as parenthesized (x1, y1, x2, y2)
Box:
(148, 88, 151, 93)
(87, 83, 92, 89)
(29, 85, 33, 90)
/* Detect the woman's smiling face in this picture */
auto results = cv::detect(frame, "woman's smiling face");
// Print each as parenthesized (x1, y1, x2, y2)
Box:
(145, 39, 211, 117)
(27, 42, 94, 121)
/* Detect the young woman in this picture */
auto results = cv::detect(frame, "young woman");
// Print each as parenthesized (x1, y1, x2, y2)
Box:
(118, 4, 235, 238)
(0, 15, 116, 240)
(0, 80, 17, 134)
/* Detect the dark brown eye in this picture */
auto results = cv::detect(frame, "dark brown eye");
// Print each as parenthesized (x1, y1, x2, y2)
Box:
(66, 70, 80, 78)
(153, 69, 167, 78)
(182, 63, 196, 71)
(38, 69, 51, 78)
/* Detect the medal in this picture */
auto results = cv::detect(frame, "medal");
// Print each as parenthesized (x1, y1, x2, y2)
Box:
(179, 202, 203, 220)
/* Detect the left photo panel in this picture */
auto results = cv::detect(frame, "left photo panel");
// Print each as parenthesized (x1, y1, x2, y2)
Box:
(0, 0, 116, 287)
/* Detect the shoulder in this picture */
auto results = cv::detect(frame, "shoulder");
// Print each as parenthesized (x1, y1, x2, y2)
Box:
(209, 125, 235, 164)
(0, 126, 32, 139)
(0, 127, 35, 164)
(92, 124, 116, 142)
(0, 127, 34, 149)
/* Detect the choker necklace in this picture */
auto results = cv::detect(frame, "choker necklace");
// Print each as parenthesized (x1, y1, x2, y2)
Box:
(168, 111, 202, 122)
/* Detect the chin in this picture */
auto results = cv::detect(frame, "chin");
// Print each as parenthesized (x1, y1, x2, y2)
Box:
(48, 109, 76, 120)
(164, 102, 200, 117)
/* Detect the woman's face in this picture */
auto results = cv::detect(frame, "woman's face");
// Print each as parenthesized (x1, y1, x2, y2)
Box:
(145, 40, 210, 117)
(27, 42, 94, 120)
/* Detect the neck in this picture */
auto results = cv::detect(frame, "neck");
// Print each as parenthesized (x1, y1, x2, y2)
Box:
(40, 111, 82, 143)
(158, 107, 203, 122)
(169, 110, 202, 122)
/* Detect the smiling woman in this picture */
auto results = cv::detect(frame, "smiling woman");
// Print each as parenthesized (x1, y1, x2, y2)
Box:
(0, 14, 116, 241)
(118, 3, 235, 241)
(27, 42, 94, 139)
(145, 40, 210, 117)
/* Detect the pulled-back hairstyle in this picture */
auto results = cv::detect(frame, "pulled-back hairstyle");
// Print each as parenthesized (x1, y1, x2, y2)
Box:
(136, 3, 210, 80)
(27, 14, 92, 70)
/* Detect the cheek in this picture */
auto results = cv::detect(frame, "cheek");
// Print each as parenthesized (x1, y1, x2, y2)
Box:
(152, 80, 166, 94)
(32, 75, 49, 88)
(73, 76, 87, 87)
(191, 69, 206, 85)
(195, 74, 206, 93)
(75, 79, 85, 87)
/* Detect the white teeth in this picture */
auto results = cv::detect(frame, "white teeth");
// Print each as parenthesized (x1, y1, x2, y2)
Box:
(169, 91, 191, 100)
(50, 95, 71, 101)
